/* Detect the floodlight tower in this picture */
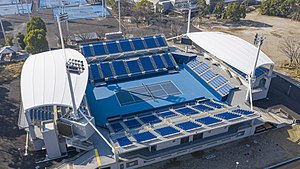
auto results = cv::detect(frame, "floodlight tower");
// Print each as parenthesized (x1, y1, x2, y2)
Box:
(118, 0, 121, 32)
(246, 33, 265, 111)
(185, 0, 192, 53)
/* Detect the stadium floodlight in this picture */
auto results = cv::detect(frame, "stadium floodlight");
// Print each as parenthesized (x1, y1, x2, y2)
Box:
(246, 33, 265, 111)
(186, 0, 191, 34)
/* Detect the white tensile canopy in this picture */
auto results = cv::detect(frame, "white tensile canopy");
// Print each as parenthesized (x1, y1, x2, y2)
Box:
(20, 49, 88, 111)
(187, 32, 274, 75)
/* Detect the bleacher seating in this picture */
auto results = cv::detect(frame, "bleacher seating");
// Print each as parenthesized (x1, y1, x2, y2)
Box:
(186, 59, 201, 69)
(232, 109, 254, 115)
(124, 119, 142, 129)
(99, 62, 114, 79)
(217, 84, 234, 96)
(215, 112, 241, 120)
(110, 122, 124, 132)
(139, 56, 155, 72)
(192, 104, 213, 112)
(89, 64, 102, 82)
(119, 39, 133, 52)
(111, 60, 128, 78)
(133, 131, 157, 143)
(194, 63, 210, 75)
(106, 41, 120, 54)
(139, 115, 161, 124)
(204, 101, 223, 109)
(117, 136, 132, 147)
(154, 126, 179, 136)
(80, 35, 169, 60)
(175, 107, 198, 115)
(162, 53, 178, 70)
(176, 121, 201, 131)
(144, 36, 158, 48)
(152, 54, 167, 69)
(126, 59, 142, 75)
(209, 75, 227, 89)
(196, 116, 221, 125)
(29, 109, 52, 122)
(201, 70, 217, 82)
(157, 111, 178, 118)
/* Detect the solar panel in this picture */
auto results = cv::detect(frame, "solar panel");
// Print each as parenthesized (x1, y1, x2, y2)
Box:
(132, 38, 146, 50)
(139, 56, 155, 71)
(124, 119, 142, 129)
(110, 122, 124, 132)
(133, 131, 157, 143)
(117, 136, 132, 147)
(158, 111, 178, 118)
(100, 62, 114, 78)
(192, 104, 214, 112)
(152, 54, 166, 69)
(187, 59, 201, 69)
(126, 60, 142, 74)
(194, 63, 210, 74)
(215, 112, 241, 120)
(217, 83, 233, 96)
(196, 116, 221, 125)
(176, 121, 201, 131)
(201, 70, 217, 82)
(209, 75, 227, 89)
(175, 107, 198, 115)
(93, 43, 107, 56)
(155, 126, 179, 136)
(106, 41, 120, 54)
(119, 39, 133, 52)
(155, 35, 167, 47)
(139, 115, 161, 124)
(144, 36, 158, 48)
(112, 60, 127, 76)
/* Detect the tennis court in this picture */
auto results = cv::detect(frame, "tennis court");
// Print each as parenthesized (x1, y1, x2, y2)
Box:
(53, 4, 110, 20)
(0, 3, 32, 16)
(39, 0, 87, 8)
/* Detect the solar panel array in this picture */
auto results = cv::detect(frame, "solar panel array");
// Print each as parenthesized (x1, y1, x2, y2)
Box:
(89, 53, 178, 84)
(187, 58, 234, 97)
(80, 35, 168, 58)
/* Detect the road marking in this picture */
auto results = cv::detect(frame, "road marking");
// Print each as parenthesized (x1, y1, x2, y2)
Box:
(94, 149, 101, 167)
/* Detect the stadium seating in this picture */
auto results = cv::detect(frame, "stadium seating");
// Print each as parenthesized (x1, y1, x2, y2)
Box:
(139, 115, 161, 124)
(175, 107, 198, 115)
(215, 112, 241, 120)
(111, 60, 128, 78)
(176, 121, 201, 131)
(117, 136, 132, 147)
(201, 70, 217, 82)
(204, 101, 223, 109)
(29, 109, 52, 122)
(144, 36, 158, 49)
(131, 38, 146, 50)
(126, 59, 142, 75)
(139, 56, 155, 72)
(110, 122, 124, 133)
(106, 41, 121, 54)
(196, 116, 221, 125)
(209, 75, 227, 89)
(133, 131, 157, 143)
(162, 53, 179, 70)
(217, 84, 234, 96)
(81, 44, 92, 57)
(152, 54, 167, 69)
(93, 43, 107, 56)
(192, 104, 214, 112)
(124, 119, 142, 129)
(232, 109, 254, 115)
(119, 39, 133, 52)
(99, 62, 114, 79)
(155, 35, 168, 47)
(194, 63, 210, 75)
(155, 126, 179, 136)
(157, 111, 178, 118)
(186, 59, 201, 69)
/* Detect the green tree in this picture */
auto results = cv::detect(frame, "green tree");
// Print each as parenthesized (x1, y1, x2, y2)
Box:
(240, 2, 247, 19)
(197, 0, 209, 20)
(15, 32, 26, 50)
(223, 2, 246, 21)
(5, 34, 14, 46)
(24, 29, 49, 54)
(26, 16, 47, 33)
(213, 2, 224, 19)
(136, 0, 154, 25)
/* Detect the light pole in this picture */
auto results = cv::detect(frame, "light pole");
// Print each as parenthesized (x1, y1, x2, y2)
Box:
(235, 161, 239, 169)
(118, 0, 121, 32)
(0, 18, 6, 41)
(185, 0, 191, 53)
(246, 33, 265, 111)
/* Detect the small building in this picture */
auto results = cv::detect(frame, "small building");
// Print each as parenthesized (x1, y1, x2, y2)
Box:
(0, 46, 18, 61)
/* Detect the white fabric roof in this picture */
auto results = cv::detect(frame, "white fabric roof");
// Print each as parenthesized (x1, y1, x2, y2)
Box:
(187, 32, 274, 75)
(21, 49, 88, 111)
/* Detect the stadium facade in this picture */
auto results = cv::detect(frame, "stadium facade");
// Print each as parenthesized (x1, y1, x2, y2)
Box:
(18, 32, 276, 169)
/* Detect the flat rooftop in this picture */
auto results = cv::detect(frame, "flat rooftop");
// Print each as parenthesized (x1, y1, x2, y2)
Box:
(86, 67, 217, 126)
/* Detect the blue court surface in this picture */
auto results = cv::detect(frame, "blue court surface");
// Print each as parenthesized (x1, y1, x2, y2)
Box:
(0, 3, 32, 16)
(86, 68, 217, 126)
(53, 5, 110, 20)
(40, 0, 87, 8)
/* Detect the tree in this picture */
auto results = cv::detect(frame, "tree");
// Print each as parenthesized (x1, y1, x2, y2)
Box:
(16, 32, 26, 50)
(24, 29, 49, 54)
(224, 2, 241, 21)
(5, 34, 13, 46)
(213, 2, 224, 20)
(197, 0, 209, 22)
(261, 0, 299, 19)
(26, 17, 47, 33)
(240, 2, 247, 19)
(280, 37, 300, 69)
(136, 0, 154, 25)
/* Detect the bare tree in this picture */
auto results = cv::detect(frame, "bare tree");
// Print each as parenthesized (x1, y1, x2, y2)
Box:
(280, 37, 300, 69)
(76, 32, 96, 43)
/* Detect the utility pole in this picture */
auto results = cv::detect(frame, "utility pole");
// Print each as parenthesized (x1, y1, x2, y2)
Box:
(246, 33, 265, 111)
